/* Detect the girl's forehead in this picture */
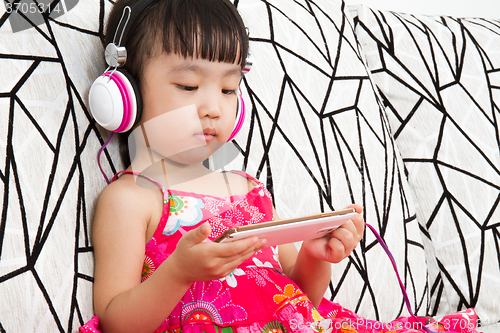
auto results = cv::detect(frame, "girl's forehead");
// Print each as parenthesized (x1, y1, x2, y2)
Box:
(147, 52, 242, 77)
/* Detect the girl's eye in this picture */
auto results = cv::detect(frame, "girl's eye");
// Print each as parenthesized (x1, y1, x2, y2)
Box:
(222, 89, 237, 95)
(177, 85, 197, 91)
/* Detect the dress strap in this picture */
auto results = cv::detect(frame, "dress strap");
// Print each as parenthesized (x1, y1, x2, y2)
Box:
(111, 170, 171, 206)
(221, 170, 262, 186)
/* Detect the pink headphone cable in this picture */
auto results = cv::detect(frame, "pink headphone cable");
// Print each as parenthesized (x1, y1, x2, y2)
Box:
(97, 132, 115, 185)
(365, 223, 435, 333)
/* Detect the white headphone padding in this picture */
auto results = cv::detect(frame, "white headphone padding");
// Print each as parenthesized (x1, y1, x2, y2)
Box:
(89, 71, 138, 132)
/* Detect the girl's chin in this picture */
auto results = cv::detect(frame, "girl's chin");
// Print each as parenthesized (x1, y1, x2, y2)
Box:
(166, 142, 225, 165)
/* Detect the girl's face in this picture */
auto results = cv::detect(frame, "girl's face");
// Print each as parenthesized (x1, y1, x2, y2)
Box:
(137, 52, 242, 165)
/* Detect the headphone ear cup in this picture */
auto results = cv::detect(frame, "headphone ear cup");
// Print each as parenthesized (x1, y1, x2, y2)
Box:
(227, 91, 245, 142)
(88, 69, 142, 133)
(116, 68, 143, 128)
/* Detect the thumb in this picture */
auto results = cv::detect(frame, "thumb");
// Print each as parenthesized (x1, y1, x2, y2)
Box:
(184, 222, 211, 245)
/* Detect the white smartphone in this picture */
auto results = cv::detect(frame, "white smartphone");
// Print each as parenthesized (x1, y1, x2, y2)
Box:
(213, 208, 357, 247)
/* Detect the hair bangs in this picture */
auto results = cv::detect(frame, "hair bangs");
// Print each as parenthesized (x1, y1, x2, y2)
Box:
(161, 0, 247, 67)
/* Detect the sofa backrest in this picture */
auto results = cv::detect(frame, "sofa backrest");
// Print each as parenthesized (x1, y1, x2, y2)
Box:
(352, 5, 500, 325)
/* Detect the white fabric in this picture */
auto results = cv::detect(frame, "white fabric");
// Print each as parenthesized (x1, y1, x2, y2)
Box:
(353, 4, 500, 324)
(225, 0, 428, 321)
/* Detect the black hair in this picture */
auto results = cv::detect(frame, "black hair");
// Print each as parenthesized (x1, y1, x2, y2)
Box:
(104, 0, 249, 167)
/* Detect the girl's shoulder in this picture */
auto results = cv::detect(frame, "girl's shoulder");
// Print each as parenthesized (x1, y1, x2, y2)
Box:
(100, 172, 153, 201)
(222, 170, 264, 196)
(95, 172, 163, 225)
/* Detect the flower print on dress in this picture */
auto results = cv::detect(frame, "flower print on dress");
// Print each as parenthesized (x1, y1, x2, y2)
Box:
(204, 197, 245, 230)
(219, 268, 245, 288)
(271, 246, 280, 264)
(141, 256, 155, 282)
(223, 208, 246, 228)
(142, 236, 170, 282)
(208, 216, 226, 239)
(245, 266, 275, 287)
(244, 251, 286, 287)
(235, 199, 265, 225)
(204, 196, 249, 228)
(207, 211, 245, 239)
(261, 320, 288, 333)
(273, 285, 309, 311)
(251, 257, 272, 268)
(257, 184, 273, 202)
(178, 280, 247, 326)
(203, 197, 231, 216)
(315, 319, 334, 333)
(163, 195, 204, 235)
(147, 236, 171, 262)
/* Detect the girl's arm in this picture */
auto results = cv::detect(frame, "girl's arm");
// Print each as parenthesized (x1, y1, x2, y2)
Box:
(278, 243, 332, 307)
(278, 205, 365, 308)
(93, 180, 265, 333)
(92, 180, 189, 333)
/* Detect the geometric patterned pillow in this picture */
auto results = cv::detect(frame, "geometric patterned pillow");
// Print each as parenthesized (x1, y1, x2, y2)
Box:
(0, 0, 119, 332)
(352, 5, 500, 326)
(226, 0, 428, 322)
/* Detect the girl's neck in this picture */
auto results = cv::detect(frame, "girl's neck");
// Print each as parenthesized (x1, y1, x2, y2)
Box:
(125, 133, 247, 197)
(127, 151, 254, 198)
(129, 154, 213, 189)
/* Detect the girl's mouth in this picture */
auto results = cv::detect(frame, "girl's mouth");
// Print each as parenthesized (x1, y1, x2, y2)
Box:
(194, 128, 216, 142)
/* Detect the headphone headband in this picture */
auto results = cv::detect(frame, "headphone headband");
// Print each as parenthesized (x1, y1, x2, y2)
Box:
(118, 0, 157, 48)
(105, 0, 158, 68)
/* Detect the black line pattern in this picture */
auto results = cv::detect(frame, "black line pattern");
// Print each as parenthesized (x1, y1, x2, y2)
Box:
(229, 0, 428, 322)
(0, 0, 437, 331)
(352, 5, 500, 325)
(0, 0, 117, 331)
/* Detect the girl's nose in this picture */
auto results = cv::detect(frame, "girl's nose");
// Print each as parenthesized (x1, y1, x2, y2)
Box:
(197, 90, 222, 119)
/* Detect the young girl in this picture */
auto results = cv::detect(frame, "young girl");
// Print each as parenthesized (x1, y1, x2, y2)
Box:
(81, 1, 479, 332)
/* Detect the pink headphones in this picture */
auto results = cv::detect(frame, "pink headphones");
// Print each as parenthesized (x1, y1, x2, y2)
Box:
(88, 0, 252, 141)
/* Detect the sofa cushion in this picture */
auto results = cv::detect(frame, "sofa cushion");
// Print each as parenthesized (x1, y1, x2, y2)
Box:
(0, 0, 120, 331)
(224, 0, 428, 321)
(352, 5, 500, 325)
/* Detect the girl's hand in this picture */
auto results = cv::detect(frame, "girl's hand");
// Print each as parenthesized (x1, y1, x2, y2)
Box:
(301, 204, 365, 263)
(167, 223, 267, 284)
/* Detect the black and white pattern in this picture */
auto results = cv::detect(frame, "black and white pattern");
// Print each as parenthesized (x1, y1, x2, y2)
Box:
(0, 0, 440, 331)
(0, 0, 117, 331)
(230, 0, 428, 321)
(352, 5, 500, 325)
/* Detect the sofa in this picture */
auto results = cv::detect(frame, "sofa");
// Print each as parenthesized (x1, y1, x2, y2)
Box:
(0, 0, 499, 332)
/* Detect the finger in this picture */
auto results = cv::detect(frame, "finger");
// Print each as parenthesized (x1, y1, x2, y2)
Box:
(214, 236, 261, 258)
(331, 226, 355, 250)
(347, 204, 363, 214)
(182, 222, 211, 246)
(327, 237, 348, 263)
(219, 239, 267, 273)
(345, 204, 365, 239)
(338, 219, 361, 245)
(243, 237, 267, 255)
(339, 219, 357, 235)
(349, 214, 365, 241)
(237, 238, 267, 257)
(217, 238, 267, 262)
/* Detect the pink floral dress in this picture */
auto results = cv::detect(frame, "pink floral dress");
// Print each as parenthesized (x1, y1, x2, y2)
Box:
(80, 171, 480, 333)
